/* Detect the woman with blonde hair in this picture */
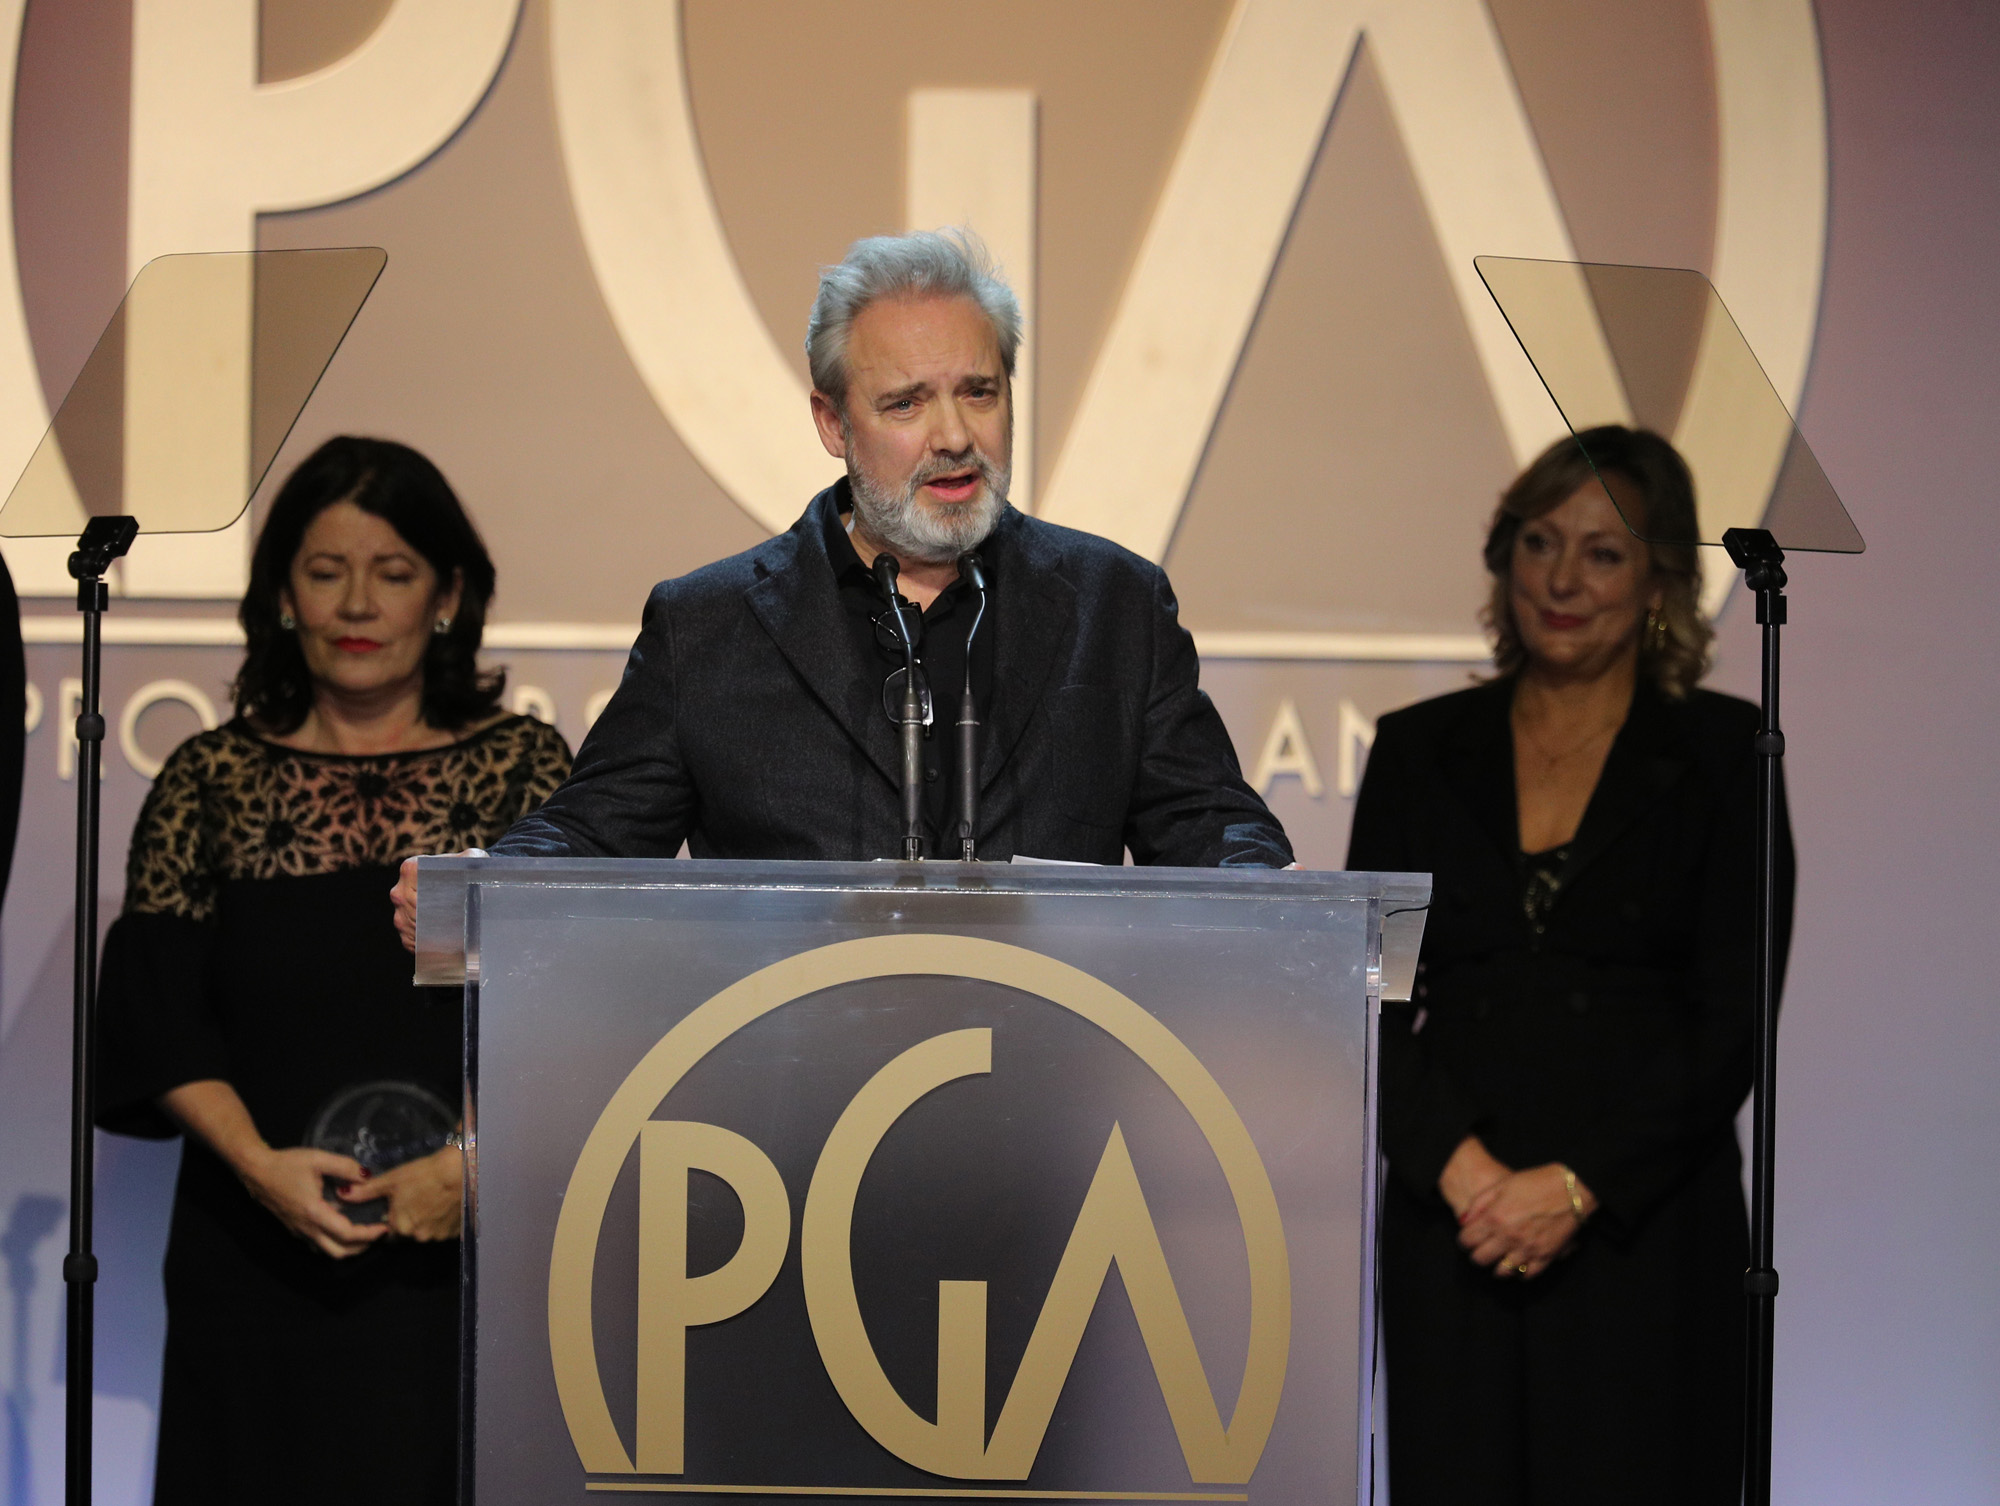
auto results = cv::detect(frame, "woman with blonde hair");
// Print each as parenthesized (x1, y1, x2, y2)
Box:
(1348, 426, 1793, 1503)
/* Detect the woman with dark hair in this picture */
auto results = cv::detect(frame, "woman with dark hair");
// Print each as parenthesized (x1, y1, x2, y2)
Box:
(1347, 426, 1793, 1503)
(95, 436, 570, 1505)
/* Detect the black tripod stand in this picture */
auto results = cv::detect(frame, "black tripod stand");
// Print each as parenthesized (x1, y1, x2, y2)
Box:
(1722, 525, 1787, 1506)
(61, 514, 137, 1506)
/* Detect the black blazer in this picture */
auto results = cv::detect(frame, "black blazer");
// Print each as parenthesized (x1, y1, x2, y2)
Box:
(495, 488, 1290, 867)
(1346, 676, 1792, 1232)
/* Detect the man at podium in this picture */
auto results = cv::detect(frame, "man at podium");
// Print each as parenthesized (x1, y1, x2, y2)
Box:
(396, 229, 1285, 934)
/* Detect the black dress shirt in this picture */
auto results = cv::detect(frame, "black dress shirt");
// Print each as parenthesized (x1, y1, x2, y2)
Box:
(823, 503, 994, 850)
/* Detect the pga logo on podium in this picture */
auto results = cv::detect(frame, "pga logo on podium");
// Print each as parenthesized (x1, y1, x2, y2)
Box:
(544, 935, 1294, 1494)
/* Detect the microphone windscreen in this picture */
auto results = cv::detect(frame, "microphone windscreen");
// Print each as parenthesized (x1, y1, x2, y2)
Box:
(956, 552, 987, 591)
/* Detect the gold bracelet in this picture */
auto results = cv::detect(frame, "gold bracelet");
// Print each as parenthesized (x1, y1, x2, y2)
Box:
(1561, 1165, 1585, 1221)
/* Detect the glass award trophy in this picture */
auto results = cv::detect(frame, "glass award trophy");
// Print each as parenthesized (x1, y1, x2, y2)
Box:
(0, 246, 386, 1506)
(1477, 256, 1863, 1506)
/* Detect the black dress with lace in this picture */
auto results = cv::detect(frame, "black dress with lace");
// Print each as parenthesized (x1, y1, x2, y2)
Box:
(96, 716, 570, 1506)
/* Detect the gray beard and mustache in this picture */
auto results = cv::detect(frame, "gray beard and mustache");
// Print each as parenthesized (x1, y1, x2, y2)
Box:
(847, 444, 1010, 564)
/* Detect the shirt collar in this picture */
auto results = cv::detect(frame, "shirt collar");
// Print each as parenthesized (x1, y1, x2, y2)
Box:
(821, 478, 873, 584)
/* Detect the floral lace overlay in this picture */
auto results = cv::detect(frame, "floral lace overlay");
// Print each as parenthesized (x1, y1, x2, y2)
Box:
(124, 716, 573, 922)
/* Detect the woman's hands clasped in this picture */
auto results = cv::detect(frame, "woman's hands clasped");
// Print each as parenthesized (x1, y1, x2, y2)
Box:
(1458, 1162, 1592, 1279)
(337, 1146, 464, 1242)
(163, 1079, 463, 1259)
(235, 1143, 387, 1259)
(1439, 1135, 1597, 1280)
(391, 855, 422, 952)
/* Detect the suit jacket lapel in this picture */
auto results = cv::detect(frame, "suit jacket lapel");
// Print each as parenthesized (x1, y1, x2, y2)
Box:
(1436, 678, 1523, 866)
(978, 511, 1074, 791)
(1559, 683, 1689, 890)
(743, 493, 900, 790)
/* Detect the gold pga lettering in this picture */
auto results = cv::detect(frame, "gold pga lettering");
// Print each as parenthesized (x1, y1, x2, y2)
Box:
(546, 934, 1293, 1488)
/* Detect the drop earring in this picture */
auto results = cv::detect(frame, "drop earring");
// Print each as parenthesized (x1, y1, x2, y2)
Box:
(1644, 608, 1667, 653)
(279, 611, 297, 630)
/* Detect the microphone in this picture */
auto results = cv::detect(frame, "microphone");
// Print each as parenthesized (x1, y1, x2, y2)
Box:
(873, 554, 925, 860)
(955, 553, 988, 861)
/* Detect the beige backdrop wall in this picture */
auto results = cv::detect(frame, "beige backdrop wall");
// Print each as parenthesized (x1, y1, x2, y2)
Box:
(1, 0, 1814, 875)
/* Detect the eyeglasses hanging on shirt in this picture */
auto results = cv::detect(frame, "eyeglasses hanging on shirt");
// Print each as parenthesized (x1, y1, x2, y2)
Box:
(871, 601, 934, 728)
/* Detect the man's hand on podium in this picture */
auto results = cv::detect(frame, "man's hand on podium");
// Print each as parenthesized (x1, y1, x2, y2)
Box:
(392, 857, 421, 952)
(392, 850, 483, 954)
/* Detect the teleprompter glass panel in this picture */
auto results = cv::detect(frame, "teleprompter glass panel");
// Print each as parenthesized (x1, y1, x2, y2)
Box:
(0, 247, 385, 538)
(1476, 256, 1864, 554)
(455, 860, 1421, 1505)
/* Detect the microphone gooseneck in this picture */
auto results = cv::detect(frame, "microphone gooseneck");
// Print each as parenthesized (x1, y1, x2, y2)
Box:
(873, 554, 925, 861)
(955, 552, 988, 861)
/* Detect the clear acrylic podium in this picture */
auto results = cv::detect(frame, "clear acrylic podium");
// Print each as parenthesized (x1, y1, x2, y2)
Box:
(415, 857, 1430, 1505)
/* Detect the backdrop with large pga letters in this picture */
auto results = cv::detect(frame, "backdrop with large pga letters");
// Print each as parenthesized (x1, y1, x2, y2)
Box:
(1, 1, 1996, 1502)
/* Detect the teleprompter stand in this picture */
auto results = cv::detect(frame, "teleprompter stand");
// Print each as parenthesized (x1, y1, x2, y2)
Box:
(0, 248, 386, 1505)
(61, 515, 136, 1506)
(1722, 525, 1788, 1506)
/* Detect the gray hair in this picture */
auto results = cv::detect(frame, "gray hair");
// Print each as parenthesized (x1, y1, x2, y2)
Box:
(805, 229, 1023, 411)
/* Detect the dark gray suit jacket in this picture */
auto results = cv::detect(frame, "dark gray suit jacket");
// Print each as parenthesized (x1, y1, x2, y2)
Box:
(493, 487, 1290, 866)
